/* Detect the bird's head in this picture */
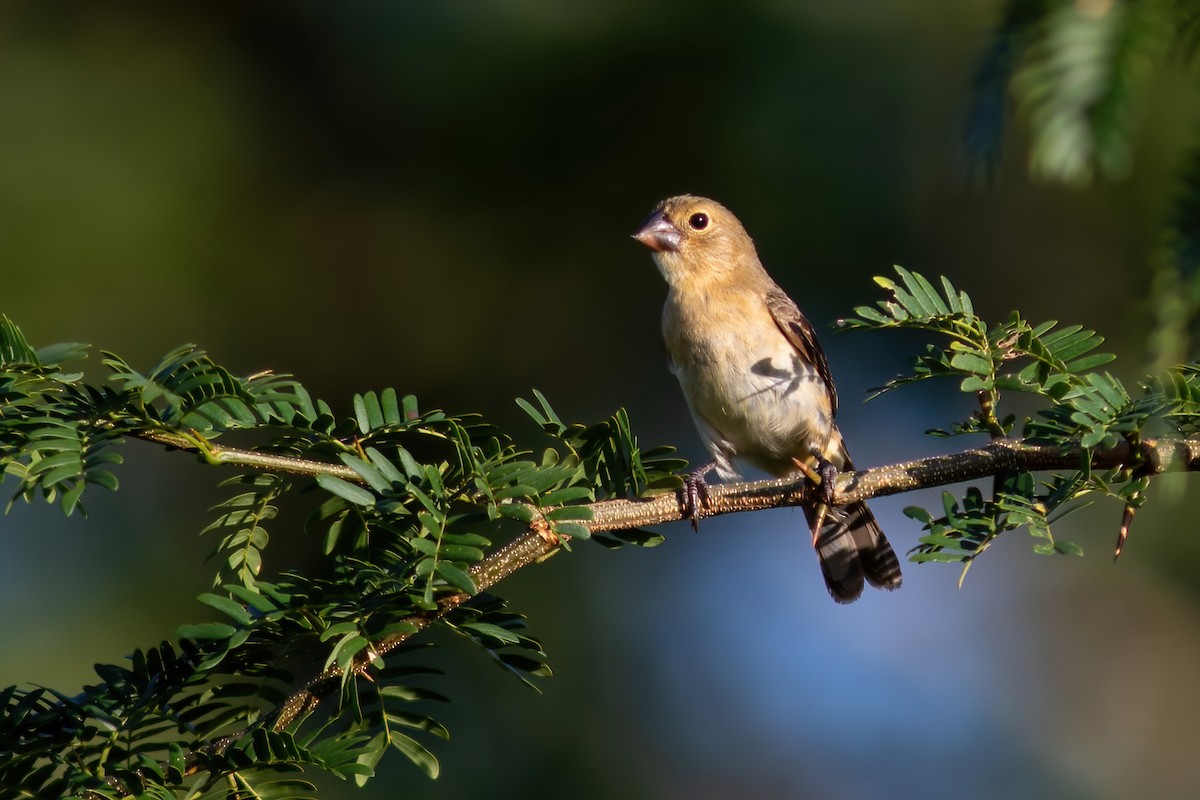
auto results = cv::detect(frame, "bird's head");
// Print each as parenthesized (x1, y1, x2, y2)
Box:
(633, 194, 758, 286)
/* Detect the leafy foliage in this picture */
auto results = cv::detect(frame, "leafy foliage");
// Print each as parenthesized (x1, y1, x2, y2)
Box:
(0, 317, 683, 798)
(843, 266, 1196, 577)
(4, 259, 1199, 795)
(1011, 0, 1162, 184)
(967, 0, 1179, 185)
(966, 0, 1200, 378)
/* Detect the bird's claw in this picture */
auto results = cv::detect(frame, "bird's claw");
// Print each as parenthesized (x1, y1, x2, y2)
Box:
(792, 457, 840, 505)
(678, 470, 713, 531)
(817, 459, 839, 507)
(792, 457, 840, 545)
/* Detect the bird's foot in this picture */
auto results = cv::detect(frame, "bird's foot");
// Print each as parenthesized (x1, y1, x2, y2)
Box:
(678, 462, 715, 531)
(791, 456, 840, 507)
(793, 457, 841, 546)
(816, 458, 839, 507)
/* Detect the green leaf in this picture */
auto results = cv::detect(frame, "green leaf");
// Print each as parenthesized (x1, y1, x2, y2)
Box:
(492, 484, 538, 501)
(903, 506, 933, 523)
(552, 522, 591, 540)
(224, 584, 279, 613)
(178, 622, 236, 640)
(353, 733, 387, 787)
(949, 350, 993, 375)
(387, 732, 440, 779)
(436, 544, 484, 562)
(592, 528, 666, 549)
(394, 446, 423, 479)
(316, 475, 376, 507)
(1054, 540, 1084, 556)
(543, 505, 594, 521)
(339, 454, 391, 493)
(380, 388, 401, 425)
(940, 275, 964, 314)
(354, 392, 384, 433)
(365, 447, 406, 485)
(442, 532, 491, 547)
(515, 397, 547, 427)
(538, 486, 594, 505)
(496, 503, 535, 523)
(197, 593, 252, 626)
(329, 633, 371, 673)
(435, 562, 477, 594)
(460, 622, 521, 645)
(0, 315, 40, 365)
(898, 265, 951, 316)
(319, 621, 361, 641)
(410, 538, 439, 557)
(400, 393, 419, 420)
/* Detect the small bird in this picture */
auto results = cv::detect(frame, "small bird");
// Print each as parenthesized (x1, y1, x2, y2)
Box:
(634, 194, 902, 603)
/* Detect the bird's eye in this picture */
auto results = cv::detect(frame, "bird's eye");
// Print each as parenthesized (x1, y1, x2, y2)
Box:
(688, 212, 709, 230)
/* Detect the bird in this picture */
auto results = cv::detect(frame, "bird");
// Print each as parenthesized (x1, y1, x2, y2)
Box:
(633, 194, 902, 603)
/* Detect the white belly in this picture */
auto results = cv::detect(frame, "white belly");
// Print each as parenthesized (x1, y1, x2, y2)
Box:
(672, 335, 834, 479)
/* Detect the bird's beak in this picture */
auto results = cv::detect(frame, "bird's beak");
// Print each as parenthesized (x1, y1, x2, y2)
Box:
(633, 210, 682, 253)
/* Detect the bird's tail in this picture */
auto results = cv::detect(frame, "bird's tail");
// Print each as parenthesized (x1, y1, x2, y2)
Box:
(804, 500, 902, 604)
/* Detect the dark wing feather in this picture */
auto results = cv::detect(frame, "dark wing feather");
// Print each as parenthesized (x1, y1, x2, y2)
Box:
(764, 288, 838, 415)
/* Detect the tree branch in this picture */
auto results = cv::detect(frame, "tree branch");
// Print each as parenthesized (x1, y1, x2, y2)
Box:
(135, 428, 361, 481)
(587, 437, 1200, 530)
(195, 435, 1196, 758)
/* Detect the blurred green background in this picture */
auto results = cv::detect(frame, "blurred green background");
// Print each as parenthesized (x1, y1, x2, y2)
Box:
(4, 1, 1200, 798)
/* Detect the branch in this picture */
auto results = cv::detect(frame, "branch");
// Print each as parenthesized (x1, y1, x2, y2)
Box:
(199, 435, 1197, 759)
(135, 428, 360, 481)
(587, 437, 1200, 529)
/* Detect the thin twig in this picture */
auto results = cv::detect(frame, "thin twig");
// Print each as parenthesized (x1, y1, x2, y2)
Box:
(135, 428, 361, 480)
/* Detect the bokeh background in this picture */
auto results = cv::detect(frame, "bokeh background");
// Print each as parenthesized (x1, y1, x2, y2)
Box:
(4, 1, 1200, 798)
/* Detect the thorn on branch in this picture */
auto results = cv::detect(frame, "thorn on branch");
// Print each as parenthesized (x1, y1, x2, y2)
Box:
(1114, 504, 1135, 563)
(792, 457, 823, 487)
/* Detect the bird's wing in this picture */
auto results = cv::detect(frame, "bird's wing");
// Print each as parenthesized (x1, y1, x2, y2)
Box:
(764, 288, 838, 416)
